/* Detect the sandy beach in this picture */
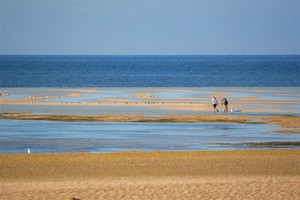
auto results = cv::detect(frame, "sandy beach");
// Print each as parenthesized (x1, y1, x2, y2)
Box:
(1, 88, 300, 199)
(1, 150, 300, 199)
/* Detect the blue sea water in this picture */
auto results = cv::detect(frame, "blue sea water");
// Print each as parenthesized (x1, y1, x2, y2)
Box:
(1, 55, 299, 87)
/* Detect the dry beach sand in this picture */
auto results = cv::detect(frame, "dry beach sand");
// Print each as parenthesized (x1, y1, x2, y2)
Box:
(1, 150, 300, 199)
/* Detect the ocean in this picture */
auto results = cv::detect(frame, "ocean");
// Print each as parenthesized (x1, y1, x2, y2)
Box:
(1, 55, 300, 87)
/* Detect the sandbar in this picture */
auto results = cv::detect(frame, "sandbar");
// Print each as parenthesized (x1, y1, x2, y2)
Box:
(1, 87, 299, 114)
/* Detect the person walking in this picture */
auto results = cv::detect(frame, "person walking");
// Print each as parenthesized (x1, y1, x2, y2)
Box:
(211, 96, 219, 112)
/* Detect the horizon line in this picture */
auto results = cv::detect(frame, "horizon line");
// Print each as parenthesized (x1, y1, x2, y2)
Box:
(1, 54, 300, 56)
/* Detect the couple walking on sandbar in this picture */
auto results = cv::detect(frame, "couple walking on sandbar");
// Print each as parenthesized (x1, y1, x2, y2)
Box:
(211, 96, 228, 112)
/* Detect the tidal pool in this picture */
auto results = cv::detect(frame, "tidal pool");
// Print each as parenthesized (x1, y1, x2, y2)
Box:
(0, 120, 299, 153)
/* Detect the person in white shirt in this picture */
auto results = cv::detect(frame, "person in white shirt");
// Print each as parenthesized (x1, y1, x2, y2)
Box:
(211, 96, 219, 112)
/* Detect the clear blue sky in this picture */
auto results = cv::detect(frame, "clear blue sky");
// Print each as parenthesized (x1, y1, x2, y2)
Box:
(0, 0, 299, 55)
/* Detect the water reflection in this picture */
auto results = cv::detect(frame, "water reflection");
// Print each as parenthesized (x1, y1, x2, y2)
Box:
(0, 120, 299, 153)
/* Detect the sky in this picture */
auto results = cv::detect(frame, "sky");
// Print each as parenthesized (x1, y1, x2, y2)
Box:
(0, 0, 299, 55)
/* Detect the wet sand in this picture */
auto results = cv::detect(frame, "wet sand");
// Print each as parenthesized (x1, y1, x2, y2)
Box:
(1, 87, 299, 114)
(1, 150, 300, 199)
(0, 113, 255, 123)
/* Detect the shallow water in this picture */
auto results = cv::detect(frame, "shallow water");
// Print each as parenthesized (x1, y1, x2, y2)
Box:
(1, 87, 299, 116)
(0, 120, 299, 153)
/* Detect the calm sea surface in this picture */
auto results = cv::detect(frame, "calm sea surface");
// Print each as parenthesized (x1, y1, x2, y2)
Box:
(1, 120, 299, 153)
(1, 55, 299, 87)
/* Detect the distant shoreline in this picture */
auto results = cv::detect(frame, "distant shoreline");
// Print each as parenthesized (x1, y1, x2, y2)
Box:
(1, 87, 299, 114)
